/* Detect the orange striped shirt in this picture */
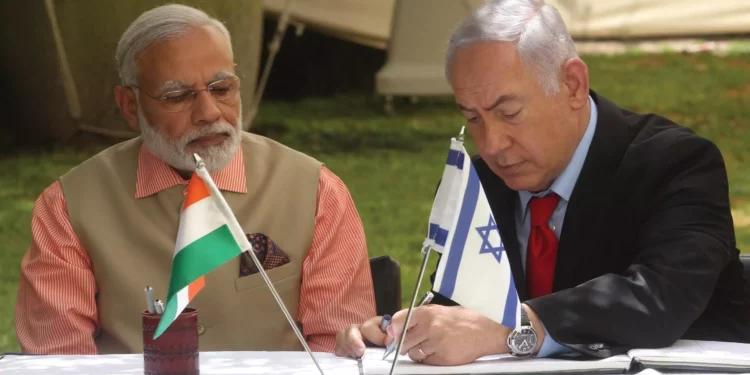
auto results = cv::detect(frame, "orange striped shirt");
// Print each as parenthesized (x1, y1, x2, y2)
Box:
(15, 145, 376, 354)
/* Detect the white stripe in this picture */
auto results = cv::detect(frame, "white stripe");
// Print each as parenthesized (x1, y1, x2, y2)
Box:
(432, 145, 472, 289)
(426, 140, 469, 252)
(174, 197, 227, 254)
(195, 167, 253, 254)
(164, 287, 190, 324)
(435, 167, 517, 325)
(176, 287, 189, 313)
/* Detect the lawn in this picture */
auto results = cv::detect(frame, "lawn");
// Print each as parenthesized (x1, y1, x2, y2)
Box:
(1, 52, 749, 353)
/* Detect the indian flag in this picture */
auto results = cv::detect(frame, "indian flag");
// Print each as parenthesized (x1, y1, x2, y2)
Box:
(154, 167, 251, 338)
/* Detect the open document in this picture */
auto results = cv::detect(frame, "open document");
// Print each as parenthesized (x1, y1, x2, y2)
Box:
(362, 348, 632, 374)
(362, 340, 750, 375)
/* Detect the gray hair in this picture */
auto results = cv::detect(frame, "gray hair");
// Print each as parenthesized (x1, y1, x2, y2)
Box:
(115, 4, 233, 86)
(445, 0, 577, 95)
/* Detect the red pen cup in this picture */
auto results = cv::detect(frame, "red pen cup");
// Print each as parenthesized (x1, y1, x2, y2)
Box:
(142, 308, 200, 375)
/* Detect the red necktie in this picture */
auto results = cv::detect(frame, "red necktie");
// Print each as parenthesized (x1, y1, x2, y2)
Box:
(526, 194, 560, 298)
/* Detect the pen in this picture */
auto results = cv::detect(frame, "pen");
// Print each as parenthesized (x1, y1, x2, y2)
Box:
(382, 291, 434, 360)
(145, 286, 156, 314)
(154, 299, 164, 315)
(380, 314, 392, 333)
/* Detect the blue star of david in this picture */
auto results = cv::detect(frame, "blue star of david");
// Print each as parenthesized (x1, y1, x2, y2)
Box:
(476, 215, 505, 263)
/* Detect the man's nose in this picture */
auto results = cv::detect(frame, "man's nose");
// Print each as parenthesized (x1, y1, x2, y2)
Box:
(481, 121, 513, 158)
(191, 91, 222, 125)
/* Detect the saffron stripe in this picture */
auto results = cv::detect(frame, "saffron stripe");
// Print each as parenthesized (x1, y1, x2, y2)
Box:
(438, 164, 480, 298)
(188, 276, 205, 300)
(183, 174, 210, 209)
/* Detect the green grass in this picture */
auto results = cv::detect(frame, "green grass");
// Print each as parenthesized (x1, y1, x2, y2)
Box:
(2, 52, 750, 353)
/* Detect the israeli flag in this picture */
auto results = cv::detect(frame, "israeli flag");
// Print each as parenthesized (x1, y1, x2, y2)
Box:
(426, 137, 521, 329)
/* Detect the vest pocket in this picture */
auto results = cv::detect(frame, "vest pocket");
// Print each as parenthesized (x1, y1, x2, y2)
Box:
(234, 262, 298, 291)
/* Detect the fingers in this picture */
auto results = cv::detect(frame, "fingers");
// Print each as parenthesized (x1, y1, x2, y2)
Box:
(385, 306, 437, 356)
(407, 342, 431, 363)
(397, 322, 429, 355)
(334, 324, 366, 358)
(360, 316, 389, 347)
(388, 305, 428, 339)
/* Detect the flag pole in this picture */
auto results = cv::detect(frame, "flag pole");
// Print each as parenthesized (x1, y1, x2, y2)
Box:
(388, 126, 466, 375)
(193, 154, 326, 375)
(388, 244, 432, 375)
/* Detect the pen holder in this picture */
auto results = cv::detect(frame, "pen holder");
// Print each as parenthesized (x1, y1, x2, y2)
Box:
(142, 308, 200, 375)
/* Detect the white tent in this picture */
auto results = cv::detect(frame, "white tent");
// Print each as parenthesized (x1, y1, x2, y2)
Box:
(263, 0, 750, 110)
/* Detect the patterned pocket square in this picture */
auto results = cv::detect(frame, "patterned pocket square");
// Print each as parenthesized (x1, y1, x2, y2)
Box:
(240, 233, 291, 277)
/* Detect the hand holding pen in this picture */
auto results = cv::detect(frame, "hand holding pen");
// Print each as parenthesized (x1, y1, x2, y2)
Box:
(382, 291, 434, 359)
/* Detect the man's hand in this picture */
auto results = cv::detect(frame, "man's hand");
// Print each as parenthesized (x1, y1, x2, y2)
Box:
(334, 316, 393, 358)
(387, 305, 512, 366)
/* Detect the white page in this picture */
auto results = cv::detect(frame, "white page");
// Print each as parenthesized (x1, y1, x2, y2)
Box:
(628, 340, 750, 368)
(362, 348, 631, 375)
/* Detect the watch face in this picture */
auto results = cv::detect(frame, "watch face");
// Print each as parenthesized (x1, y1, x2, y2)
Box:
(510, 327, 537, 354)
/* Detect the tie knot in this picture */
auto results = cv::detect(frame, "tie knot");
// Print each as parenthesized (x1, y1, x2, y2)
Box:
(529, 194, 560, 226)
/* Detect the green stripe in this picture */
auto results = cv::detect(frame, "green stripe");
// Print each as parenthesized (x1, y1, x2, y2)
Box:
(154, 224, 242, 338)
(168, 224, 242, 295)
(154, 294, 179, 338)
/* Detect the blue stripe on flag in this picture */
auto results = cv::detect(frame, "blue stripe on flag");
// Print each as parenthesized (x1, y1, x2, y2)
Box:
(429, 223, 449, 247)
(438, 166, 480, 298)
(429, 223, 438, 239)
(446, 149, 465, 170)
(502, 268, 519, 329)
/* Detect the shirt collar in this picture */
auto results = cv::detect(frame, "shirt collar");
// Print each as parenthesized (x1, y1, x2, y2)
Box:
(519, 95, 598, 215)
(135, 145, 247, 199)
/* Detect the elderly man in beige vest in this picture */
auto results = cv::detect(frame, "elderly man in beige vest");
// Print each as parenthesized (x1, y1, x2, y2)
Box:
(15, 4, 376, 355)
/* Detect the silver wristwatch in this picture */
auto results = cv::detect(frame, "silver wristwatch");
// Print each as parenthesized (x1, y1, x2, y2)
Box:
(507, 307, 537, 357)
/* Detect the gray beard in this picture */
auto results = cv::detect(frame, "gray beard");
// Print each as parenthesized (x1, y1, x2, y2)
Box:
(137, 106, 242, 173)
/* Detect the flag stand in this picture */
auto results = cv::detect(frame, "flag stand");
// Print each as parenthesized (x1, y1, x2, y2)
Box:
(194, 154, 326, 375)
(388, 244, 432, 375)
(388, 127, 465, 375)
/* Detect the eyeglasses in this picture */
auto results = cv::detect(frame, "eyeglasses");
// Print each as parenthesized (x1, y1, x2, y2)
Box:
(131, 76, 241, 113)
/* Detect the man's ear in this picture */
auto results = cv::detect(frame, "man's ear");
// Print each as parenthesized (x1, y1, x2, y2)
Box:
(561, 58, 590, 110)
(114, 86, 140, 132)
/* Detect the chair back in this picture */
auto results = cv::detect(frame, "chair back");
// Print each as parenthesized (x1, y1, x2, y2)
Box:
(369, 255, 402, 316)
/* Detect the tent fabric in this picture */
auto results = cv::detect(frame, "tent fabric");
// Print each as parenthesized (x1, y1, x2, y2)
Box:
(264, 0, 750, 100)
(375, 0, 473, 98)
(264, 0, 750, 48)
(548, 0, 750, 39)
(263, 0, 395, 50)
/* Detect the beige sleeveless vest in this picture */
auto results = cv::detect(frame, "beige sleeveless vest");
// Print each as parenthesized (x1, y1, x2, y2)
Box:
(59, 132, 321, 354)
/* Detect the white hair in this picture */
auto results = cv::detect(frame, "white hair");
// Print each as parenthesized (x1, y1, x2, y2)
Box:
(115, 4, 233, 86)
(445, 0, 577, 95)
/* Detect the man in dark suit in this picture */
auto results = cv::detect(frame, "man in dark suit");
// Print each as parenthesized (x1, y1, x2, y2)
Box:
(334, 0, 750, 365)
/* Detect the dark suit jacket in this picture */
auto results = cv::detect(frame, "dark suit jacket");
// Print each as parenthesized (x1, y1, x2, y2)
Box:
(430, 90, 750, 357)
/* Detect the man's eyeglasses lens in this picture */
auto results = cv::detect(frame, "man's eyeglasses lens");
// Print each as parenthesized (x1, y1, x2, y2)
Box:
(158, 77, 240, 112)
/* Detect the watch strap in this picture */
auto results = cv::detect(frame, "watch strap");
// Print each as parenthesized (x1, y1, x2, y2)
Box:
(520, 306, 530, 326)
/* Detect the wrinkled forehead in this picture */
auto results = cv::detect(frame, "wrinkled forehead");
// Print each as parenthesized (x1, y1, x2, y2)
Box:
(449, 42, 538, 107)
(136, 25, 235, 91)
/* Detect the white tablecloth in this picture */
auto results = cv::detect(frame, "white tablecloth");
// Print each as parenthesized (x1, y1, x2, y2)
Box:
(0, 351, 358, 375)
(1, 351, 746, 375)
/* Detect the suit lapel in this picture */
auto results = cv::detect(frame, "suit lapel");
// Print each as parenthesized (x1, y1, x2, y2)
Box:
(553, 91, 635, 289)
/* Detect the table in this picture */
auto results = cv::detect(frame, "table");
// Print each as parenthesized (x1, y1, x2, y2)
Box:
(0, 351, 357, 375)
(1, 351, 745, 375)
